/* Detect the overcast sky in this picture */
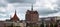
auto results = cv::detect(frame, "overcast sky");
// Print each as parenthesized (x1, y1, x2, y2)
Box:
(0, 0, 60, 20)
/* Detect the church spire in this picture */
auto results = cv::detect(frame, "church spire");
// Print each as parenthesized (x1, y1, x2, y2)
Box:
(13, 10, 17, 18)
(10, 10, 19, 22)
(31, 4, 33, 11)
(15, 10, 16, 15)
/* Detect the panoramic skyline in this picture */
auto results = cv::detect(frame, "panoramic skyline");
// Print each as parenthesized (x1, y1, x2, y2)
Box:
(0, 0, 60, 20)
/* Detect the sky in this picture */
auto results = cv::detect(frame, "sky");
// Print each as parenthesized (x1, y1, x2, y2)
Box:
(0, 0, 60, 20)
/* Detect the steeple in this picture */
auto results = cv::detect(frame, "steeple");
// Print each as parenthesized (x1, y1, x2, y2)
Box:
(14, 10, 17, 16)
(10, 10, 19, 22)
(13, 10, 18, 18)
(31, 4, 33, 11)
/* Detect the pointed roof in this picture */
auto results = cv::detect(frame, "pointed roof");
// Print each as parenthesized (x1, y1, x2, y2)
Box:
(13, 10, 17, 18)
(10, 10, 19, 22)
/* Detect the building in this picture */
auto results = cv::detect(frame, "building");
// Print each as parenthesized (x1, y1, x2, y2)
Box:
(25, 5, 39, 27)
(0, 21, 5, 27)
(0, 10, 26, 27)
(9, 10, 26, 27)
(10, 10, 20, 22)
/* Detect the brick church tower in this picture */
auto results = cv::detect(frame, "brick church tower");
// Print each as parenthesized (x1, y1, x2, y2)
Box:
(25, 5, 39, 27)
(10, 10, 19, 22)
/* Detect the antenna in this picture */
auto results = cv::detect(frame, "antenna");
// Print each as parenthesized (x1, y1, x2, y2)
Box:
(31, 4, 33, 11)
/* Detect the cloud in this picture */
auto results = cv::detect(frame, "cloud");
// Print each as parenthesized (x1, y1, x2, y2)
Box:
(6, 0, 36, 3)
(0, 0, 7, 7)
(56, 0, 60, 6)
(0, 14, 9, 18)
(17, 13, 25, 20)
(0, 0, 60, 20)
(55, 0, 60, 10)
(0, 3, 6, 7)
(38, 8, 59, 16)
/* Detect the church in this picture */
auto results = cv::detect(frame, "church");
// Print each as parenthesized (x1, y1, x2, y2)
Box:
(10, 10, 20, 22)
(25, 5, 39, 27)
(0, 10, 26, 27)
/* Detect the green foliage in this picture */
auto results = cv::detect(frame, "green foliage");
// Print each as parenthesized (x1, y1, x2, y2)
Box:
(28, 24, 38, 27)
(34, 26, 38, 27)
(46, 24, 48, 27)
(14, 26, 20, 27)
(54, 23, 57, 27)
(40, 24, 44, 27)
(50, 23, 53, 27)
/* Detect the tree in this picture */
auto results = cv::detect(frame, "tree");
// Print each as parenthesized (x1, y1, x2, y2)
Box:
(40, 23, 44, 27)
(46, 24, 48, 27)
(50, 23, 53, 27)
(54, 23, 57, 27)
